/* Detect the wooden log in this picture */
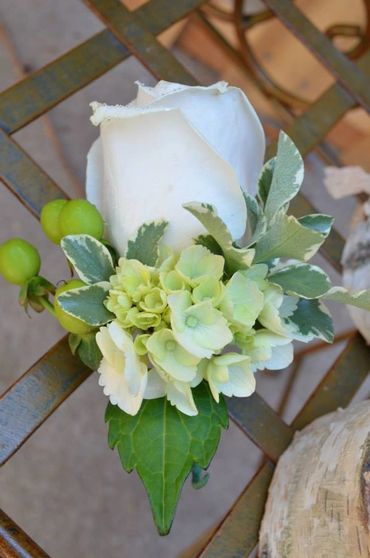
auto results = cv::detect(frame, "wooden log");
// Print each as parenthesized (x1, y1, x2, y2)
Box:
(259, 401, 370, 557)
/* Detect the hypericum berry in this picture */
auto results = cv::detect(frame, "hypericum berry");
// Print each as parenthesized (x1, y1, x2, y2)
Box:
(0, 238, 41, 285)
(59, 199, 104, 240)
(40, 199, 68, 244)
(54, 279, 94, 335)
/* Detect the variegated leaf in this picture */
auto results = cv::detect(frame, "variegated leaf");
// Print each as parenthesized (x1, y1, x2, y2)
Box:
(58, 283, 113, 326)
(269, 263, 332, 299)
(264, 132, 304, 221)
(61, 234, 115, 284)
(254, 214, 326, 263)
(184, 202, 254, 273)
(322, 286, 370, 310)
(283, 298, 334, 343)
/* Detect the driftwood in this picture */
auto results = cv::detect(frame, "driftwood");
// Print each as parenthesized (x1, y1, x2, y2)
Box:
(259, 401, 370, 558)
(324, 166, 370, 344)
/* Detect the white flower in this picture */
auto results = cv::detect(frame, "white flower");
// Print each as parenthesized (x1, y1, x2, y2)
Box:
(144, 366, 203, 417)
(86, 81, 265, 254)
(96, 321, 147, 415)
(202, 353, 256, 403)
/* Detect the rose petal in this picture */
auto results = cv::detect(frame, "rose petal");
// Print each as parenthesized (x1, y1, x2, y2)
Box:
(89, 106, 247, 253)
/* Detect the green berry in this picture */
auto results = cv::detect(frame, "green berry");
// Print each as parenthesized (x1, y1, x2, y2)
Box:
(59, 199, 104, 240)
(0, 238, 41, 285)
(40, 199, 68, 244)
(55, 279, 94, 335)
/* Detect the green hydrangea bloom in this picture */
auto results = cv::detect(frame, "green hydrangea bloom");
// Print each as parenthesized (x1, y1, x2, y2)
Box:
(147, 329, 200, 382)
(258, 285, 298, 336)
(192, 276, 224, 306)
(133, 333, 150, 356)
(160, 269, 188, 293)
(201, 353, 255, 403)
(175, 245, 224, 286)
(130, 310, 161, 330)
(139, 287, 167, 313)
(114, 258, 153, 298)
(168, 291, 232, 359)
(220, 272, 264, 332)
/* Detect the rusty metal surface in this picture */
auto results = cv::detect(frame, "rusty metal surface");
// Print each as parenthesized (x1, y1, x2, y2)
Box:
(0, 0, 369, 556)
(227, 394, 293, 462)
(0, 509, 51, 558)
(0, 337, 91, 466)
(0, 129, 68, 217)
(262, 0, 370, 112)
(84, 0, 197, 85)
(0, 0, 205, 135)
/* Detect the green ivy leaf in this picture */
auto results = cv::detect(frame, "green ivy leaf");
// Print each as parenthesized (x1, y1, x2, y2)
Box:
(184, 203, 254, 273)
(258, 158, 275, 205)
(283, 298, 334, 343)
(58, 283, 113, 326)
(126, 221, 168, 266)
(254, 214, 326, 263)
(61, 234, 115, 284)
(269, 263, 332, 299)
(264, 132, 304, 221)
(105, 382, 228, 535)
(77, 332, 102, 370)
(322, 286, 370, 310)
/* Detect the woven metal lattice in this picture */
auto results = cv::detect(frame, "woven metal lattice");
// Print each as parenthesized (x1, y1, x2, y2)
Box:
(0, 1, 369, 557)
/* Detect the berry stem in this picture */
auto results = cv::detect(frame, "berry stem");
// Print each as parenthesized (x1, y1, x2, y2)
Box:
(39, 296, 57, 318)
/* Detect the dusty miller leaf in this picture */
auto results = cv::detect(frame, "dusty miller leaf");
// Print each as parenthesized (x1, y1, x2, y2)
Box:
(126, 221, 168, 266)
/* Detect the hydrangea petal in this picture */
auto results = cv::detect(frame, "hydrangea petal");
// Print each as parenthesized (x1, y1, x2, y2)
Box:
(146, 329, 199, 382)
(221, 272, 264, 331)
(168, 292, 232, 358)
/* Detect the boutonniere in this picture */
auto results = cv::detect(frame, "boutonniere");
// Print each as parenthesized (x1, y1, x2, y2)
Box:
(1, 81, 369, 534)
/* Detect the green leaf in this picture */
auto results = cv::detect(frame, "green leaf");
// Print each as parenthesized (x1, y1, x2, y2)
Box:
(58, 283, 113, 326)
(243, 193, 266, 244)
(254, 214, 326, 263)
(105, 382, 228, 535)
(126, 221, 168, 266)
(68, 333, 81, 355)
(77, 332, 102, 370)
(258, 158, 275, 205)
(269, 263, 332, 299)
(184, 203, 254, 273)
(322, 286, 370, 310)
(298, 214, 334, 235)
(61, 234, 115, 284)
(264, 132, 304, 220)
(284, 298, 334, 343)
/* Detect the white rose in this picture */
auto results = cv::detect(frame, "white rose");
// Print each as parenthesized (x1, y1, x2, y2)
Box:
(86, 81, 265, 254)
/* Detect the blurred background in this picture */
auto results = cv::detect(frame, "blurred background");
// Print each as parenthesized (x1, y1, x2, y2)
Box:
(0, 1, 369, 557)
